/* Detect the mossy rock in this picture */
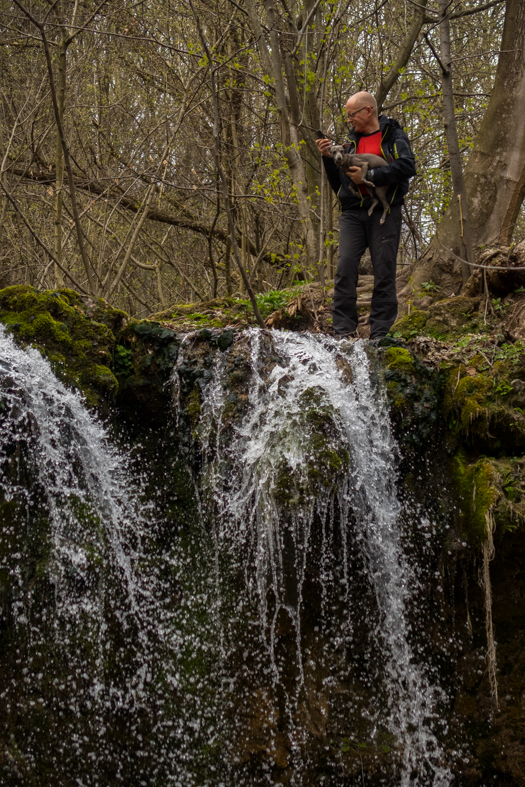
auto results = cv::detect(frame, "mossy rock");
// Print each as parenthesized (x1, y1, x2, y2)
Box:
(380, 343, 441, 454)
(425, 296, 484, 339)
(445, 371, 493, 431)
(392, 297, 485, 341)
(384, 346, 414, 373)
(453, 454, 525, 546)
(115, 320, 179, 418)
(273, 389, 350, 509)
(443, 363, 525, 451)
(151, 297, 257, 329)
(0, 286, 125, 409)
(390, 309, 429, 340)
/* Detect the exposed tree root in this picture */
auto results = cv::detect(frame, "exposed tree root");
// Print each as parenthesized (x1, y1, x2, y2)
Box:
(482, 509, 499, 712)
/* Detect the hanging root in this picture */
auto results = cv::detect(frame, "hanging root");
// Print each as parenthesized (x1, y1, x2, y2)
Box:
(463, 565, 473, 638)
(482, 509, 499, 711)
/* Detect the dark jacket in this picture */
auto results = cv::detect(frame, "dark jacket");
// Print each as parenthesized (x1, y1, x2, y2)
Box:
(322, 114, 416, 211)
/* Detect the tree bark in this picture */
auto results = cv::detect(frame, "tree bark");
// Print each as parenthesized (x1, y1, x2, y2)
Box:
(376, 0, 429, 111)
(438, 0, 474, 282)
(246, 0, 318, 270)
(412, 0, 525, 291)
(54, 39, 67, 289)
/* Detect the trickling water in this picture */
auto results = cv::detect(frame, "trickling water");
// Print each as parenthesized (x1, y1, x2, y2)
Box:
(0, 324, 453, 786)
(189, 329, 452, 786)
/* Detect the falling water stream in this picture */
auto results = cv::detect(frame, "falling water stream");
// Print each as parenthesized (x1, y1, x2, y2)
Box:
(0, 325, 453, 785)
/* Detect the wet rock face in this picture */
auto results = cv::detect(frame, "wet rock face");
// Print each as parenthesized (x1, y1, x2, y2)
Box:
(172, 331, 525, 787)
(171, 332, 456, 785)
(376, 339, 442, 460)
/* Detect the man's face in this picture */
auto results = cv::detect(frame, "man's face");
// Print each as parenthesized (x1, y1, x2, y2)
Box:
(345, 99, 373, 133)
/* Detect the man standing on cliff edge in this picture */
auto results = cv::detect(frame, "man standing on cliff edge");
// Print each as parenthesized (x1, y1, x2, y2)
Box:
(316, 92, 416, 340)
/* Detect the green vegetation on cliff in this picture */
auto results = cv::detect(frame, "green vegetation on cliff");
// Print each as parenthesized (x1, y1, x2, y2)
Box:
(0, 286, 124, 408)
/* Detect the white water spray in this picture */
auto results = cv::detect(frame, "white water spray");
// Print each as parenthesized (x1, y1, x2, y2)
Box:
(0, 326, 219, 786)
(190, 329, 452, 786)
(0, 324, 454, 786)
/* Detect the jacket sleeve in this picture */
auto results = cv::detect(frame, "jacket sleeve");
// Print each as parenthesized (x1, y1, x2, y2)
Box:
(322, 156, 342, 195)
(370, 129, 416, 187)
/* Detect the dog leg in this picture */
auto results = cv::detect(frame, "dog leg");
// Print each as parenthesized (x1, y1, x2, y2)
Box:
(376, 186, 390, 224)
(367, 191, 379, 216)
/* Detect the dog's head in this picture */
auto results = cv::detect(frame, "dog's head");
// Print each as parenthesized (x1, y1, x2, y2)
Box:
(331, 144, 346, 166)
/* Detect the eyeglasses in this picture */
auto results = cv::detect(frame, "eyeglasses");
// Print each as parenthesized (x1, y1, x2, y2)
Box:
(347, 106, 370, 119)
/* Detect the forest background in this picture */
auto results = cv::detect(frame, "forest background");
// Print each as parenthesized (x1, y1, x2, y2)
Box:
(0, 0, 522, 319)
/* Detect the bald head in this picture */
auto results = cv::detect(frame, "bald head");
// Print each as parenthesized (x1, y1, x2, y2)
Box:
(345, 92, 380, 134)
(349, 92, 378, 115)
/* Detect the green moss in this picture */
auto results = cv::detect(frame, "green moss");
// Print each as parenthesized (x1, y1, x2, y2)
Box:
(72, 339, 94, 357)
(17, 312, 72, 347)
(186, 388, 201, 424)
(452, 454, 525, 544)
(390, 309, 429, 339)
(391, 297, 488, 341)
(449, 373, 493, 431)
(441, 360, 525, 451)
(384, 347, 414, 373)
(0, 286, 125, 409)
(454, 454, 499, 544)
(80, 365, 118, 403)
(425, 296, 483, 340)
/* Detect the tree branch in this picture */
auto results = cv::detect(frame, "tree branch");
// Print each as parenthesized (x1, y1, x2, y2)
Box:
(189, 0, 266, 329)
(12, 0, 96, 293)
(0, 179, 88, 293)
(377, 0, 429, 110)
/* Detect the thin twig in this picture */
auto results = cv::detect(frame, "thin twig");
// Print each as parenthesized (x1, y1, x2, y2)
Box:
(0, 179, 88, 293)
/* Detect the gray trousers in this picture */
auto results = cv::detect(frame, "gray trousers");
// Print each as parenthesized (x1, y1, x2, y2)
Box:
(332, 204, 402, 338)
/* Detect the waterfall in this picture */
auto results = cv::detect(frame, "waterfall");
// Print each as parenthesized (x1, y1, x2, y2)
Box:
(0, 325, 220, 786)
(0, 324, 453, 786)
(187, 329, 452, 786)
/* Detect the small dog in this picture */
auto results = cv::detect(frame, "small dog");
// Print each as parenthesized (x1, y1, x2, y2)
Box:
(331, 146, 390, 224)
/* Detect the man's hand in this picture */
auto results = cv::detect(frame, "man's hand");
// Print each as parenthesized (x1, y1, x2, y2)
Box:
(346, 166, 364, 184)
(316, 137, 332, 158)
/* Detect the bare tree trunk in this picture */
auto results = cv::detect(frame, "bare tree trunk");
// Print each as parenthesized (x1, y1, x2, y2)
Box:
(438, 0, 474, 282)
(465, 0, 525, 244)
(225, 237, 232, 296)
(54, 40, 67, 289)
(246, 0, 317, 269)
(376, 0, 429, 111)
(190, 0, 266, 328)
(412, 0, 525, 291)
